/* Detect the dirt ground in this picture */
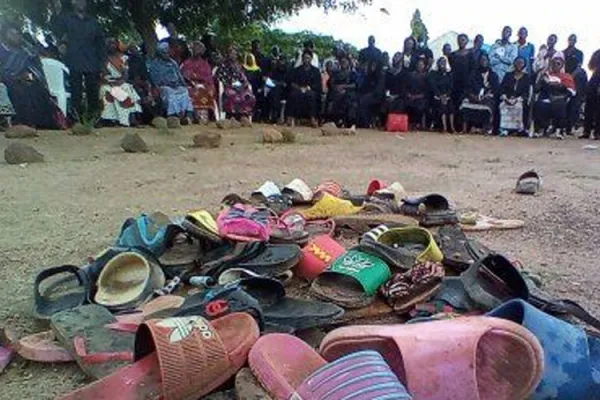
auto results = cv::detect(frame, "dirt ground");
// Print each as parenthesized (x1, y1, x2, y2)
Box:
(0, 124, 599, 399)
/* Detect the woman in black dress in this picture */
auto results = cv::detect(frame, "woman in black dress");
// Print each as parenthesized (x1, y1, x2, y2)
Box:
(583, 49, 600, 139)
(287, 50, 322, 127)
(357, 59, 385, 128)
(402, 37, 419, 73)
(429, 57, 455, 132)
(449, 34, 472, 129)
(326, 56, 358, 127)
(404, 57, 430, 130)
(460, 53, 500, 133)
(499, 56, 532, 136)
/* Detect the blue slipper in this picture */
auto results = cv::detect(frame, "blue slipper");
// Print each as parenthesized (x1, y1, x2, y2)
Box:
(487, 299, 600, 399)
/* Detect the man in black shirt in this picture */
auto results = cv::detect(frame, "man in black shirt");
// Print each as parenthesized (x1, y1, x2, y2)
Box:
(564, 34, 584, 67)
(53, 0, 105, 118)
(358, 35, 382, 67)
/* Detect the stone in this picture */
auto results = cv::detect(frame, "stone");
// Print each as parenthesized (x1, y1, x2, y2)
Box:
(166, 116, 182, 129)
(193, 132, 222, 148)
(70, 123, 94, 136)
(4, 125, 39, 139)
(120, 132, 149, 153)
(240, 116, 253, 128)
(321, 122, 339, 137)
(151, 117, 168, 130)
(279, 127, 296, 143)
(262, 128, 284, 144)
(235, 368, 273, 400)
(4, 142, 45, 164)
(215, 119, 232, 130)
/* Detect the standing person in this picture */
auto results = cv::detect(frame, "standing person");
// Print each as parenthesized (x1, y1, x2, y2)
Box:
(516, 27, 535, 75)
(148, 42, 195, 123)
(99, 38, 142, 127)
(181, 41, 216, 121)
(294, 41, 320, 69)
(499, 57, 532, 136)
(53, 0, 105, 118)
(404, 57, 431, 130)
(358, 35, 382, 66)
(460, 53, 500, 134)
(416, 33, 434, 70)
(564, 34, 584, 66)
(287, 50, 322, 127)
(429, 57, 454, 133)
(449, 34, 472, 124)
(583, 50, 600, 139)
(533, 34, 558, 75)
(402, 37, 419, 72)
(215, 45, 256, 119)
(471, 35, 486, 69)
(251, 39, 271, 76)
(356, 59, 385, 128)
(490, 26, 518, 83)
(565, 56, 588, 135)
(442, 43, 452, 59)
(323, 46, 341, 72)
(161, 22, 190, 65)
(244, 53, 264, 121)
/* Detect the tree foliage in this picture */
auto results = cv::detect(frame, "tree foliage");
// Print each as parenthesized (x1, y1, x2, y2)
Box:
(410, 8, 429, 44)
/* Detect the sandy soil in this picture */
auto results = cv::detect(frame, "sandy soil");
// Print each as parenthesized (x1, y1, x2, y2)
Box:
(0, 124, 599, 399)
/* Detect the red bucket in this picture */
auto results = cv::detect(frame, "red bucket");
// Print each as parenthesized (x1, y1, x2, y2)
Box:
(386, 113, 409, 133)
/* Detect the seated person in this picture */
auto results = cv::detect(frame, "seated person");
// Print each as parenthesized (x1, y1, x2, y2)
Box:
(0, 24, 64, 129)
(429, 56, 455, 132)
(264, 49, 289, 124)
(99, 38, 142, 127)
(499, 56, 531, 136)
(127, 44, 163, 124)
(460, 53, 500, 133)
(287, 50, 322, 127)
(215, 46, 256, 118)
(404, 57, 430, 130)
(326, 55, 357, 127)
(384, 52, 405, 117)
(533, 52, 576, 138)
(181, 41, 216, 121)
(357, 59, 385, 128)
(583, 49, 600, 139)
(148, 42, 194, 123)
(565, 55, 588, 135)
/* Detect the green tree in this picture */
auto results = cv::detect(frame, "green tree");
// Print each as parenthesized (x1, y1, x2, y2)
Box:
(410, 8, 429, 45)
(0, 0, 370, 55)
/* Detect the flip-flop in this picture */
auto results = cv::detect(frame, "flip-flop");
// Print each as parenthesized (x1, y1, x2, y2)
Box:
(14, 331, 74, 363)
(313, 180, 343, 199)
(0, 346, 13, 374)
(487, 299, 600, 399)
(310, 250, 392, 309)
(179, 210, 222, 243)
(437, 225, 491, 272)
(333, 214, 418, 235)
(374, 182, 407, 203)
(116, 212, 171, 257)
(249, 334, 412, 400)
(51, 304, 135, 380)
(367, 179, 387, 196)
(34, 265, 90, 321)
(380, 261, 445, 314)
(319, 317, 544, 400)
(217, 204, 271, 242)
(235, 244, 302, 277)
(460, 213, 525, 232)
(58, 313, 260, 400)
(282, 179, 314, 204)
(295, 235, 346, 281)
(516, 171, 541, 195)
(113, 295, 186, 326)
(401, 194, 458, 227)
(251, 181, 282, 200)
(299, 193, 363, 221)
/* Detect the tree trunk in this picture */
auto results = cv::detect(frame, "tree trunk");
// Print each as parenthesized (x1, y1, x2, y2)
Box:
(127, 0, 158, 57)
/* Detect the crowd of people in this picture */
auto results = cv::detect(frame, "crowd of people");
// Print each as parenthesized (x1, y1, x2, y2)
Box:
(1, 0, 600, 139)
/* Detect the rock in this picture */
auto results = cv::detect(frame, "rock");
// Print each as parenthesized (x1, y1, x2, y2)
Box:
(4, 142, 45, 164)
(216, 119, 232, 130)
(280, 127, 296, 143)
(5, 125, 39, 139)
(321, 122, 339, 137)
(240, 116, 253, 128)
(193, 132, 222, 148)
(166, 116, 182, 129)
(151, 117, 168, 130)
(70, 123, 94, 136)
(120, 132, 149, 153)
(262, 128, 284, 144)
(235, 368, 273, 400)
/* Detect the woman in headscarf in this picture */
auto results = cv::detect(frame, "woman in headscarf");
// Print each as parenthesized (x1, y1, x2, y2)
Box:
(0, 24, 64, 129)
(215, 45, 256, 118)
(243, 53, 263, 120)
(357, 58, 385, 128)
(99, 38, 142, 127)
(148, 41, 195, 123)
(181, 41, 216, 121)
(460, 53, 500, 134)
(583, 49, 600, 139)
(429, 56, 454, 132)
(326, 55, 357, 127)
(404, 57, 431, 130)
(533, 52, 575, 138)
(499, 56, 532, 136)
(287, 50, 322, 127)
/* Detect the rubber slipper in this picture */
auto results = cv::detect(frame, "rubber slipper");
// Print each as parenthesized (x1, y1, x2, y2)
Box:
(252, 181, 281, 199)
(460, 213, 525, 232)
(299, 193, 362, 221)
(295, 235, 346, 281)
(361, 196, 403, 214)
(269, 214, 310, 246)
(357, 227, 444, 272)
(0, 346, 13, 374)
(249, 334, 411, 400)
(116, 212, 171, 257)
(282, 179, 314, 204)
(94, 251, 165, 313)
(516, 171, 541, 195)
(400, 194, 450, 216)
(310, 250, 392, 309)
(217, 204, 271, 242)
(313, 180, 343, 199)
(362, 224, 390, 242)
(437, 225, 491, 273)
(51, 304, 135, 379)
(179, 210, 222, 243)
(15, 331, 74, 363)
(235, 244, 302, 277)
(113, 295, 186, 327)
(374, 181, 406, 203)
(58, 313, 260, 400)
(319, 316, 544, 400)
(34, 265, 90, 321)
(333, 214, 418, 235)
(380, 261, 445, 314)
(487, 299, 600, 399)
(367, 179, 387, 196)
(434, 253, 529, 312)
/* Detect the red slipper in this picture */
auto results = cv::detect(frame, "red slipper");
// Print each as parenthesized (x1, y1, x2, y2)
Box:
(58, 313, 259, 400)
(16, 331, 74, 363)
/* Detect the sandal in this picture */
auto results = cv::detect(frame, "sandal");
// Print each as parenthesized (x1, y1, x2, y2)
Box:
(516, 171, 541, 195)
(299, 193, 362, 221)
